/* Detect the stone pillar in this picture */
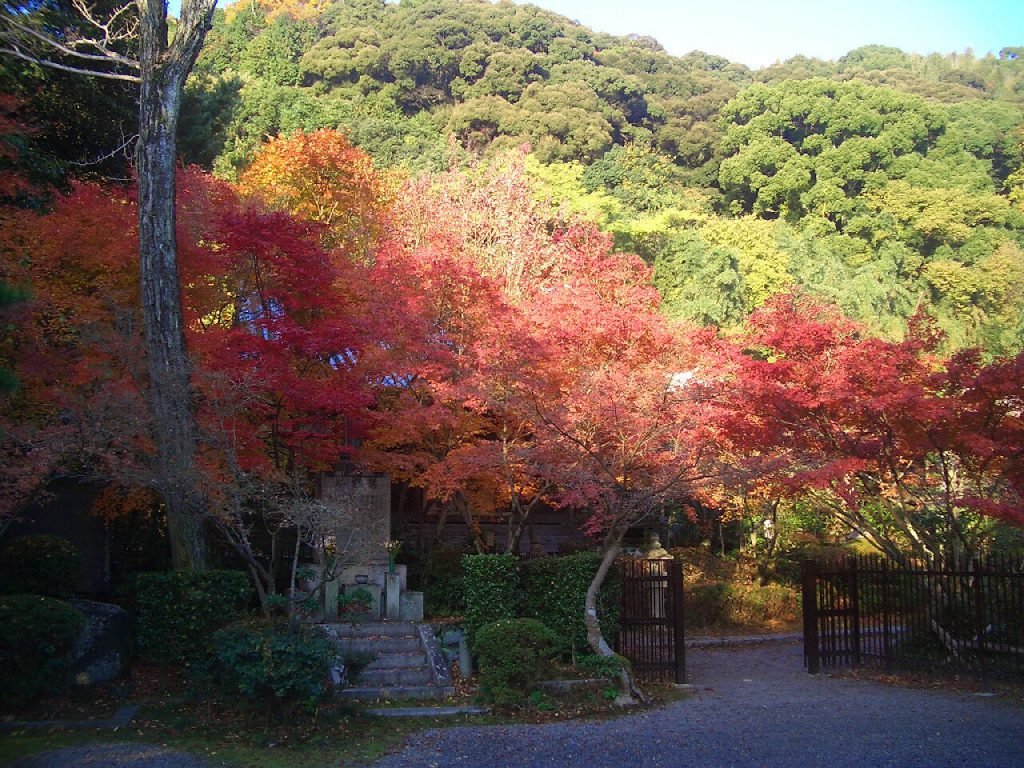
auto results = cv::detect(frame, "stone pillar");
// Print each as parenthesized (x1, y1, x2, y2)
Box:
(384, 572, 401, 620)
(324, 576, 339, 620)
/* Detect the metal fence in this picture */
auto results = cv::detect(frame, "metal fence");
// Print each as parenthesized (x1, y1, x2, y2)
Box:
(616, 557, 686, 683)
(802, 555, 1024, 676)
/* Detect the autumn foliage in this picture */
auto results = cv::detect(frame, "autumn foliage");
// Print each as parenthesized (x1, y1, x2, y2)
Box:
(721, 292, 1024, 560)
(238, 128, 388, 255)
(1, 144, 1021, 576)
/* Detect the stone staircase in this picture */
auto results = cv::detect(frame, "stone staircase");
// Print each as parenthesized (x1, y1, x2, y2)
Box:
(320, 621, 455, 701)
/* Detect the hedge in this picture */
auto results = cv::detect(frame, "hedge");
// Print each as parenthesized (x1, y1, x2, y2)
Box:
(461, 553, 521, 646)
(474, 617, 560, 707)
(461, 552, 623, 658)
(210, 620, 341, 711)
(521, 552, 621, 658)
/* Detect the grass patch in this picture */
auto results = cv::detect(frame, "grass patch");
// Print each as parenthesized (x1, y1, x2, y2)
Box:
(0, 705, 444, 768)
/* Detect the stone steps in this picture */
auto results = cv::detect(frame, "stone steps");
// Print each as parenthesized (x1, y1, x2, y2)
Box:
(335, 636, 422, 654)
(366, 650, 428, 669)
(356, 666, 436, 686)
(319, 621, 454, 702)
(339, 684, 457, 702)
(331, 621, 419, 638)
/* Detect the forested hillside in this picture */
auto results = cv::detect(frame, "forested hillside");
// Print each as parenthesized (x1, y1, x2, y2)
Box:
(7, 0, 1024, 352)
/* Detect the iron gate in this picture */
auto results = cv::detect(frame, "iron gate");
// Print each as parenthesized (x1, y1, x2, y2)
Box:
(802, 556, 1024, 676)
(801, 557, 861, 673)
(616, 557, 686, 683)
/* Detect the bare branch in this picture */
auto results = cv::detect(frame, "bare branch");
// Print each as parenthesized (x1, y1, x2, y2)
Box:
(67, 134, 139, 167)
(70, 0, 139, 45)
(1, 14, 139, 69)
(0, 44, 140, 81)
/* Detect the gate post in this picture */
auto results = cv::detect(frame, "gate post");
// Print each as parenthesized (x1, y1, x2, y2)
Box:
(881, 557, 892, 665)
(850, 557, 861, 666)
(973, 558, 986, 671)
(670, 558, 686, 684)
(802, 559, 820, 674)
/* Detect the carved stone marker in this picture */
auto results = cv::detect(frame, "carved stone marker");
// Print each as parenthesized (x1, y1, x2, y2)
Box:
(318, 472, 392, 567)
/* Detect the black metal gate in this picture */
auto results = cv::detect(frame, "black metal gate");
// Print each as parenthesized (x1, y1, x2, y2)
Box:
(801, 557, 861, 673)
(802, 556, 1024, 676)
(616, 557, 686, 683)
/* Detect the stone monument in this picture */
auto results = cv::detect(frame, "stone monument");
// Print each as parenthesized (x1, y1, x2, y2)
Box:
(317, 471, 423, 621)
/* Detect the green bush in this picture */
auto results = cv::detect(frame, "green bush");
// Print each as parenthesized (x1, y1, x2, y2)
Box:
(128, 570, 252, 670)
(575, 653, 627, 680)
(0, 594, 85, 705)
(474, 618, 560, 707)
(461, 554, 521, 646)
(0, 535, 83, 599)
(210, 621, 340, 711)
(684, 583, 731, 628)
(521, 552, 622, 658)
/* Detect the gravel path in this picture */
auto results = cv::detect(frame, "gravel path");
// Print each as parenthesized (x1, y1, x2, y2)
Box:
(8, 641, 1023, 768)
(370, 640, 1024, 768)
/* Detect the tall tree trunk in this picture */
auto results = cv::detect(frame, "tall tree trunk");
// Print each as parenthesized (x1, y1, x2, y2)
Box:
(584, 529, 647, 704)
(137, 0, 217, 570)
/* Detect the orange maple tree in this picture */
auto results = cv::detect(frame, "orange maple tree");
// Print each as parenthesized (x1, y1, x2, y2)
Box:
(238, 128, 389, 256)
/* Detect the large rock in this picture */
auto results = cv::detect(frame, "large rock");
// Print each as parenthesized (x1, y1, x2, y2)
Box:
(68, 599, 130, 686)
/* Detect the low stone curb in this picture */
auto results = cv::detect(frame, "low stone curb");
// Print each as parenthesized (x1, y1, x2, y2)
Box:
(363, 705, 489, 718)
(537, 677, 605, 693)
(686, 632, 802, 648)
(0, 703, 140, 732)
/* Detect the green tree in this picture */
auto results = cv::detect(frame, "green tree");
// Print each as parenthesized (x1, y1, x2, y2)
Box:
(718, 78, 945, 225)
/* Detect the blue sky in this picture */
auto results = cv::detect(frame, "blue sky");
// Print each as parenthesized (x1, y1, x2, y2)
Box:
(521, 0, 1024, 69)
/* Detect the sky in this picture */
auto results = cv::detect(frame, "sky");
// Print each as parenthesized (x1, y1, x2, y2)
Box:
(515, 0, 1024, 70)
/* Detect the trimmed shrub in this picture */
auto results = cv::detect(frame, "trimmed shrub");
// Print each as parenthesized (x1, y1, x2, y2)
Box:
(521, 552, 622, 658)
(575, 653, 627, 680)
(0, 594, 86, 705)
(475, 618, 560, 707)
(209, 621, 341, 711)
(0, 535, 83, 599)
(461, 554, 521, 646)
(127, 570, 252, 670)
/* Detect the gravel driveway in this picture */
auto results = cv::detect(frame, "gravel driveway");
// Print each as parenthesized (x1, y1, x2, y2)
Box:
(370, 640, 1024, 768)
(9, 640, 1023, 768)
